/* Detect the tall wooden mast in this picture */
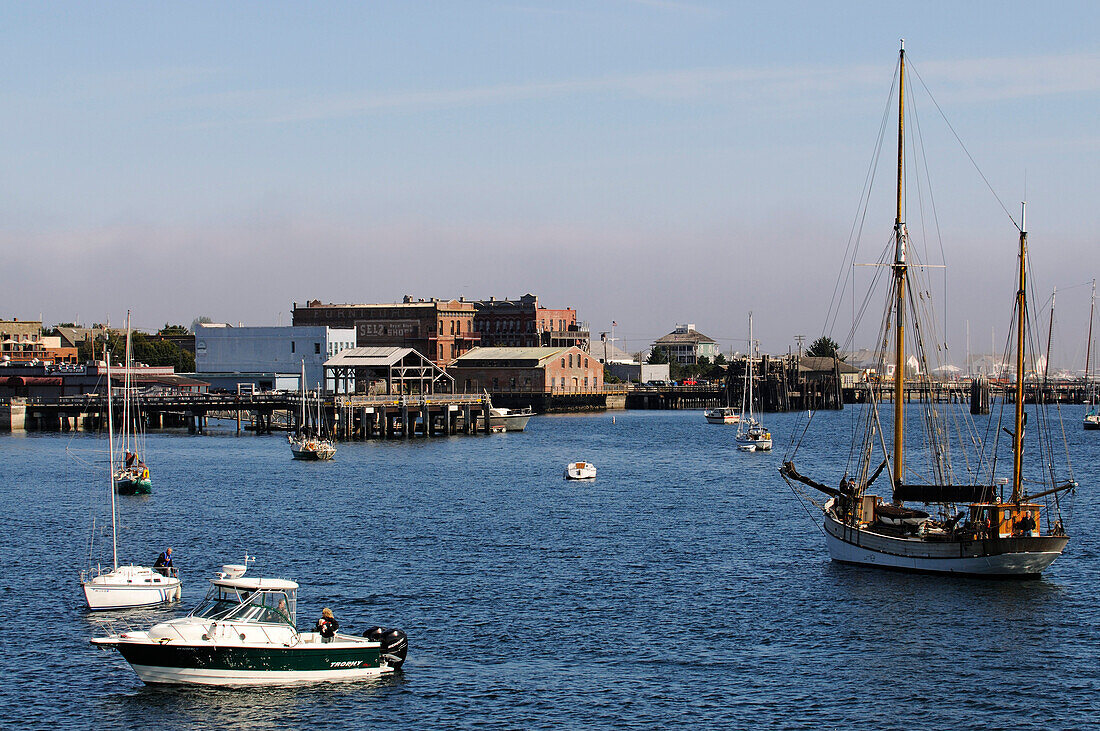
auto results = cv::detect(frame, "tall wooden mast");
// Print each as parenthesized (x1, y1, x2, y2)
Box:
(1011, 203, 1027, 503)
(892, 39, 907, 492)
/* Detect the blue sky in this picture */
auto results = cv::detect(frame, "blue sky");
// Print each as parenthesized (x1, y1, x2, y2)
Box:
(4, 1, 1099, 368)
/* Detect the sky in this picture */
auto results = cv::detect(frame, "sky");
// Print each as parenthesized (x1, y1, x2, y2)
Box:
(4, 1, 1099, 370)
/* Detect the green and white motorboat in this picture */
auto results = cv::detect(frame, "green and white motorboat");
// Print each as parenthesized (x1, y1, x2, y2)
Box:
(91, 576, 408, 685)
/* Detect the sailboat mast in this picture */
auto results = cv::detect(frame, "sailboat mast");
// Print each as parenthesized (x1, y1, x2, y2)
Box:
(892, 39, 907, 491)
(747, 312, 754, 421)
(105, 344, 118, 570)
(1012, 203, 1027, 503)
(123, 311, 132, 455)
(1086, 279, 1095, 393)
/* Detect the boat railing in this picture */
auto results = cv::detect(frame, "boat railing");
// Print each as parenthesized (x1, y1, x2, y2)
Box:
(89, 617, 139, 638)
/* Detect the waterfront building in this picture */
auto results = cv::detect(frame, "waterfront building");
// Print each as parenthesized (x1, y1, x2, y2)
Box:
(448, 346, 603, 394)
(472, 293, 589, 351)
(651, 324, 719, 365)
(292, 297, 479, 368)
(1, 320, 78, 365)
(799, 357, 863, 389)
(54, 325, 110, 349)
(195, 324, 355, 391)
(324, 346, 454, 396)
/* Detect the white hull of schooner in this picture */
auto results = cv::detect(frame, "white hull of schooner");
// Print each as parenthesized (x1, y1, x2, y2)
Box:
(822, 511, 1065, 577)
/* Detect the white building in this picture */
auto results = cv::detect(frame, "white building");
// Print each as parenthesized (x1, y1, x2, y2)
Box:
(195, 324, 355, 391)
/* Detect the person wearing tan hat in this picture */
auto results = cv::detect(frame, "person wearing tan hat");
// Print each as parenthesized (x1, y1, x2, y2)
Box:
(315, 607, 339, 643)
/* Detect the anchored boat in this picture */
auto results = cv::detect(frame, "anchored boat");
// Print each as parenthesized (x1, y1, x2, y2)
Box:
(91, 575, 407, 685)
(564, 462, 597, 480)
(778, 41, 1076, 577)
(81, 340, 181, 610)
(115, 312, 152, 495)
(289, 360, 337, 460)
(735, 313, 772, 452)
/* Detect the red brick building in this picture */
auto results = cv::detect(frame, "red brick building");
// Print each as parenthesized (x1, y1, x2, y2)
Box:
(473, 294, 589, 351)
(292, 297, 479, 367)
(448, 346, 603, 394)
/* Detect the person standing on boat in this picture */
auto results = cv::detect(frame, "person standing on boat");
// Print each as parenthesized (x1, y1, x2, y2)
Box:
(153, 547, 173, 577)
(316, 607, 339, 643)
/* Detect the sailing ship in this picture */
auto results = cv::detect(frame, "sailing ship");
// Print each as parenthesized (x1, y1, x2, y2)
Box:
(115, 312, 151, 495)
(778, 41, 1076, 577)
(1084, 280, 1099, 430)
(289, 360, 336, 460)
(735, 313, 771, 451)
(81, 343, 181, 610)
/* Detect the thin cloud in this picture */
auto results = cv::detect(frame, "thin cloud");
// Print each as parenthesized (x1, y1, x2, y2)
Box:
(216, 52, 1100, 126)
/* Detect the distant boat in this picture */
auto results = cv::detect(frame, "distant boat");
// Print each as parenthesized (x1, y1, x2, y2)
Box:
(289, 360, 336, 460)
(564, 462, 597, 480)
(479, 406, 535, 432)
(81, 341, 181, 610)
(115, 312, 151, 495)
(704, 406, 740, 425)
(1084, 279, 1099, 430)
(735, 312, 772, 452)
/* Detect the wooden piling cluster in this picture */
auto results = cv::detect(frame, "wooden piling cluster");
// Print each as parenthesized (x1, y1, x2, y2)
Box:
(325, 394, 493, 440)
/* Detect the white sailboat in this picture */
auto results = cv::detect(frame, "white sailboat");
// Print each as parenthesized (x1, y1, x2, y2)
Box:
(289, 360, 336, 460)
(81, 343, 181, 610)
(779, 41, 1075, 577)
(735, 312, 772, 451)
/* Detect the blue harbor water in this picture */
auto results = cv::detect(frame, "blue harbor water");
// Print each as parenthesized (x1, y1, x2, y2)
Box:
(2, 408, 1098, 729)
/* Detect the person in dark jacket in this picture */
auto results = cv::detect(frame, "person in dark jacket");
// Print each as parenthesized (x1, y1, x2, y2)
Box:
(315, 607, 339, 643)
(153, 547, 173, 576)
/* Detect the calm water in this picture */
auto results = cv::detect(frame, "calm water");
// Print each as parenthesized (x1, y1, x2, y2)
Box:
(2, 407, 1098, 729)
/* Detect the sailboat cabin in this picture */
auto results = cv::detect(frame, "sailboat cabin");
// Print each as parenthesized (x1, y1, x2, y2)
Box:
(967, 503, 1042, 539)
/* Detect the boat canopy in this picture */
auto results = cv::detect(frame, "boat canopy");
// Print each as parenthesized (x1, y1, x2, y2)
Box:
(193, 578, 299, 627)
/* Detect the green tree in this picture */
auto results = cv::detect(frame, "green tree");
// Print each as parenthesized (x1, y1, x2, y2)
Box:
(806, 336, 842, 359)
(159, 323, 191, 335)
(647, 347, 669, 364)
(190, 316, 214, 332)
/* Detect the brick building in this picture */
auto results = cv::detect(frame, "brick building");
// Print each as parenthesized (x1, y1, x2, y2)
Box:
(292, 297, 480, 368)
(1, 320, 78, 365)
(448, 346, 603, 394)
(473, 294, 589, 351)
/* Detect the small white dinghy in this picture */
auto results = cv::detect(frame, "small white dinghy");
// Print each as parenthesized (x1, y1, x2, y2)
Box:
(737, 443, 757, 452)
(564, 462, 597, 480)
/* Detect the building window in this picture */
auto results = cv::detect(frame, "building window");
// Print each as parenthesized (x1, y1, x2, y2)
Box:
(561, 358, 565, 368)
(510, 377, 516, 390)
(584, 358, 588, 368)
(584, 377, 588, 388)
(291, 342, 296, 353)
(314, 343, 321, 354)
(492, 377, 499, 390)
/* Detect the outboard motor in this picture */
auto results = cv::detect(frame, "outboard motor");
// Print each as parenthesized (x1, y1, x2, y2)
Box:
(362, 626, 387, 643)
(363, 626, 408, 669)
(381, 628, 408, 670)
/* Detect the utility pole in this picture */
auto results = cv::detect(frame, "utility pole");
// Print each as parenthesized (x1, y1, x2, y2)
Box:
(794, 334, 805, 359)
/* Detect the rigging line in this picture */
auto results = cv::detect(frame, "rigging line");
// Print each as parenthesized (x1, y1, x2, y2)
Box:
(779, 474, 827, 536)
(823, 57, 900, 340)
(907, 58, 1019, 231)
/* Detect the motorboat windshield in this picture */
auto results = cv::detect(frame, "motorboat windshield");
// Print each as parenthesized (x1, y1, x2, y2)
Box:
(190, 582, 297, 627)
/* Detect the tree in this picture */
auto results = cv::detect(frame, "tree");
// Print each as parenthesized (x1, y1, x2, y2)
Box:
(647, 347, 669, 364)
(159, 323, 190, 335)
(714, 353, 727, 366)
(806, 336, 842, 359)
